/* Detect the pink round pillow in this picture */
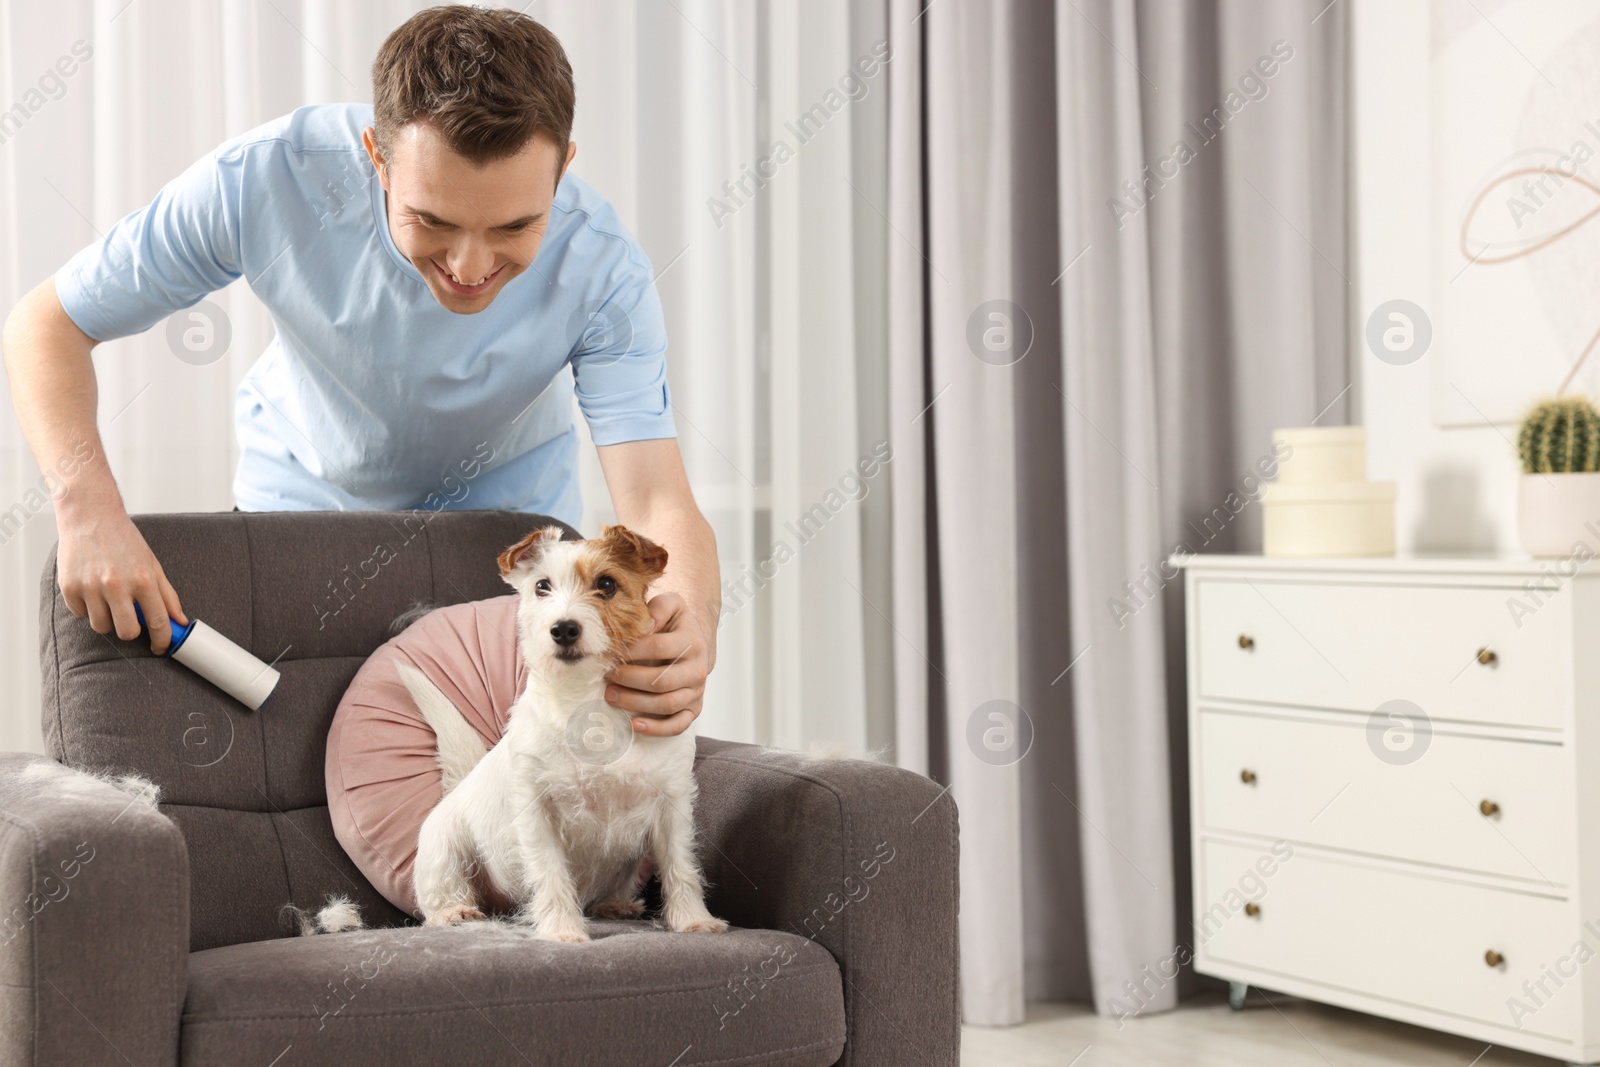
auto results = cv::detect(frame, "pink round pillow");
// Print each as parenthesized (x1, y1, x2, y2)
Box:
(327, 595, 524, 918)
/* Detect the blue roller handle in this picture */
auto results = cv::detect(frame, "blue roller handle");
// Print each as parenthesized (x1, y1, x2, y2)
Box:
(132, 603, 194, 655)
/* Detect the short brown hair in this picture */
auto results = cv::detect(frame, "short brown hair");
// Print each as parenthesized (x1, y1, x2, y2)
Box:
(371, 5, 574, 166)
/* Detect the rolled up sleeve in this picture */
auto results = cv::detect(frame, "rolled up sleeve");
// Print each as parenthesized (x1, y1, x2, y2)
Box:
(568, 253, 677, 447)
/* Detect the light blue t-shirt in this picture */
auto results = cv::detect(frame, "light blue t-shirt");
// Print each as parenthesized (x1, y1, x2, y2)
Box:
(55, 103, 675, 528)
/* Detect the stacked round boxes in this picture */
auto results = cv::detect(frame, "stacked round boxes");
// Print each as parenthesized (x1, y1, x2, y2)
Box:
(1261, 427, 1396, 557)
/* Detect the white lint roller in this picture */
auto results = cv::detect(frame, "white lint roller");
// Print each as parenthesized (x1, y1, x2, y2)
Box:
(135, 604, 280, 709)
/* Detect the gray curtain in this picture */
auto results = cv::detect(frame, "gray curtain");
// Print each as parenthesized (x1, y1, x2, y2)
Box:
(886, 0, 1349, 1023)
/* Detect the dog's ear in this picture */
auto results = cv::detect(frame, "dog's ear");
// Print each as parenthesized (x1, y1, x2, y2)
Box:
(599, 524, 669, 581)
(498, 527, 565, 579)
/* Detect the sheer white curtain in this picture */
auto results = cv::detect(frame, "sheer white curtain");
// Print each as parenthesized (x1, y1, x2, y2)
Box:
(0, 0, 894, 758)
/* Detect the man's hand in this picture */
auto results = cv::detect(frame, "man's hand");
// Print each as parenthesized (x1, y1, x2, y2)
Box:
(603, 592, 711, 737)
(57, 504, 188, 654)
(595, 438, 722, 738)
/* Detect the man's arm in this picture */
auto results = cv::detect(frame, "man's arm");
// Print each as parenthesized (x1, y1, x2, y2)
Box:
(2, 277, 187, 651)
(5, 145, 238, 654)
(596, 437, 719, 737)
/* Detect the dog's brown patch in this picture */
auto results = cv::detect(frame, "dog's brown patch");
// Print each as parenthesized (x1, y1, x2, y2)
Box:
(498, 526, 565, 576)
(574, 525, 668, 661)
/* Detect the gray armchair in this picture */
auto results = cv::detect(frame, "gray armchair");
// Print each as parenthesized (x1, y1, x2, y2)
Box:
(2, 510, 959, 1066)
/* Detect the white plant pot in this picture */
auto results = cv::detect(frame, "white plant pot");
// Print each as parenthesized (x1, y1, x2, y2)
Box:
(1518, 472, 1600, 558)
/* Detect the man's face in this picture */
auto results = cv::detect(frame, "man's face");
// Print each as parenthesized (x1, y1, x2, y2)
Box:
(364, 122, 576, 314)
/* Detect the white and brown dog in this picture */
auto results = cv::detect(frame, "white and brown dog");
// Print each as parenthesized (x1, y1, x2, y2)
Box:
(403, 524, 726, 941)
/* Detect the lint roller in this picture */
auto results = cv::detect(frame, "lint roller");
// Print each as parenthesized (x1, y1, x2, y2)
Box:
(133, 604, 279, 710)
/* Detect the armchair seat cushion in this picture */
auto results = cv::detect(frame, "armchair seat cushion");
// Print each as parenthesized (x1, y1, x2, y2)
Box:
(181, 920, 846, 1067)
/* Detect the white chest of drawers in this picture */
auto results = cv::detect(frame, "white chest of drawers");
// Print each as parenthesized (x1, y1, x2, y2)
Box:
(1182, 554, 1600, 1065)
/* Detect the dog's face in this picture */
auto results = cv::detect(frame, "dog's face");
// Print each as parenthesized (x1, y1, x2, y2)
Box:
(498, 525, 668, 675)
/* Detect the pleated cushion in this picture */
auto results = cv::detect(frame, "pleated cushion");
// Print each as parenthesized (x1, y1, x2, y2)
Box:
(326, 595, 525, 917)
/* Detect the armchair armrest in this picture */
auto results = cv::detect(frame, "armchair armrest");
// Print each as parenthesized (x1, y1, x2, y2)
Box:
(0, 752, 188, 1067)
(693, 738, 959, 1067)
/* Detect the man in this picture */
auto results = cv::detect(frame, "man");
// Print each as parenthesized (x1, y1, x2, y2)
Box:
(1, 6, 716, 736)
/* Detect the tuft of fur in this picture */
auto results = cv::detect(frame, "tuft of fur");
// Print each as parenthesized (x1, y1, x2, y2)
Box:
(804, 741, 895, 764)
(390, 599, 444, 636)
(110, 772, 162, 808)
(22, 762, 163, 808)
(315, 896, 366, 933)
(285, 894, 367, 936)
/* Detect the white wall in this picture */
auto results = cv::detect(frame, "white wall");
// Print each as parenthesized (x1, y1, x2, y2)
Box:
(1353, 0, 1522, 552)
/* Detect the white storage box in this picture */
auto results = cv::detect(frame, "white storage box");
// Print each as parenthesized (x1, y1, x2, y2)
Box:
(1273, 426, 1368, 484)
(1261, 480, 1396, 557)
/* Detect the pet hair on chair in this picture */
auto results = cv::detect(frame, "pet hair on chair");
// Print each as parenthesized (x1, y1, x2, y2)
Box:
(284, 894, 367, 936)
(20, 762, 163, 808)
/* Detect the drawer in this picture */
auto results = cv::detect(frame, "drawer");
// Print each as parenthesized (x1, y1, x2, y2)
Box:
(1196, 578, 1570, 729)
(1198, 709, 1572, 884)
(1197, 840, 1576, 1040)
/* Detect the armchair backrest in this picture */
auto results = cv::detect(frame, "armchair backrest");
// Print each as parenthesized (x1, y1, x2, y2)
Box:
(39, 509, 574, 950)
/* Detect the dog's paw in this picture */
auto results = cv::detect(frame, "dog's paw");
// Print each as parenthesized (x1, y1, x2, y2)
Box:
(671, 915, 729, 934)
(539, 925, 591, 943)
(590, 897, 646, 920)
(426, 905, 485, 927)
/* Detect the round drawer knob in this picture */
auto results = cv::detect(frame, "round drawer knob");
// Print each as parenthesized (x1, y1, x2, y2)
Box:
(1477, 647, 1498, 666)
(1480, 799, 1500, 817)
(1240, 769, 1257, 784)
(1244, 902, 1261, 917)
(1238, 635, 1255, 650)
(1485, 949, 1505, 968)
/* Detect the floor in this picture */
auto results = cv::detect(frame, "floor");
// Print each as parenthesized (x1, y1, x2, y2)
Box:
(962, 989, 1559, 1066)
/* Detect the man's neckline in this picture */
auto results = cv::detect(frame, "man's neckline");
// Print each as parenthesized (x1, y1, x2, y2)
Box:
(368, 169, 427, 285)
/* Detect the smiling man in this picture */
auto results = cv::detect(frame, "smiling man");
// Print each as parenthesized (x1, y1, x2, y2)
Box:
(1, 6, 718, 735)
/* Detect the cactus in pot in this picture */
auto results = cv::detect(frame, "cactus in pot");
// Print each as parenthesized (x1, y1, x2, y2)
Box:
(1516, 394, 1600, 557)
(1518, 395, 1600, 474)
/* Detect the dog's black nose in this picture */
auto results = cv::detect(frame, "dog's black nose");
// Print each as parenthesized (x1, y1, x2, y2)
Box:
(550, 619, 582, 647)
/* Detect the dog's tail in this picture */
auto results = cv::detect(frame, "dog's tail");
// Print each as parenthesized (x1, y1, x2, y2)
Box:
(396, 663, 487, 794)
